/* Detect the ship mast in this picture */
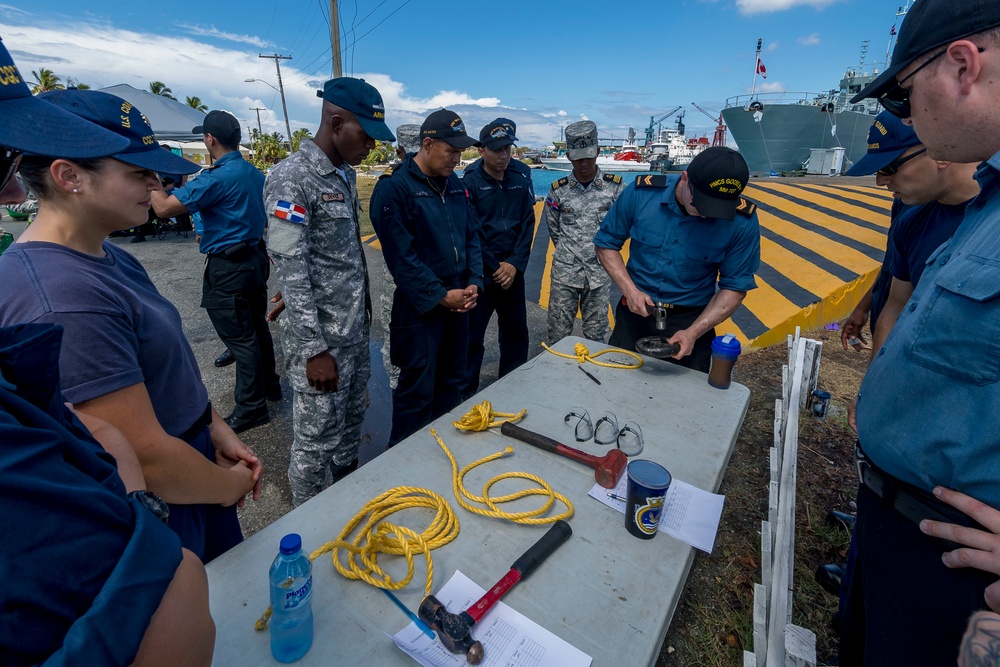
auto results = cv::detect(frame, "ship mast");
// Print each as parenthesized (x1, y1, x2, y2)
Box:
(750, 38, 763, 98)
(885, 1, 912, 68)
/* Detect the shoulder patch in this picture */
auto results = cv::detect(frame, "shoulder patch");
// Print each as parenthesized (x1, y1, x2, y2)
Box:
(603, 173, 622, 184)
(634, 174, 667, 188)
(735, 197, 757, 218)
(378, 165, 396, 179)
(552, 177, 569, 190)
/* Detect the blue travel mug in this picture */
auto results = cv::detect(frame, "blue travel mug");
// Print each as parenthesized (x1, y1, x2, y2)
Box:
(625, 460, 672, 539)
(708, 334, 742, 389)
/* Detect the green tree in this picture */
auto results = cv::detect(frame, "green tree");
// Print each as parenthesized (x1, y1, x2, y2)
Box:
(186, 96, 208, 112)
(149, 81, 176, 100)
(247, 129, 288, 169)
(361, 140, 395, 167)
(291, 127, 313, 153)
(66, 77, 90, 90)
(30, 68, 65, 94)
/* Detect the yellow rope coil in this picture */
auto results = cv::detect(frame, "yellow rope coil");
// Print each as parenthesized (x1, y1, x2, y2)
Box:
(541, 341, 643, 369)
(431, 428, 573, 525)
(452, 400, 527, 431)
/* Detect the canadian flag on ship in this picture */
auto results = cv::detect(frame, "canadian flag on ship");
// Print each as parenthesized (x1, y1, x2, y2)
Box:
(756, 58, 767, 78)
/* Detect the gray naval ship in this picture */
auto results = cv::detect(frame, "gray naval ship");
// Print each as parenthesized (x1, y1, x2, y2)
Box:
(722, 3, 910, 175)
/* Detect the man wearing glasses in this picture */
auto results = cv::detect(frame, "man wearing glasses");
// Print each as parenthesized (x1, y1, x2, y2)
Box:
(840, 0, 1000, 663)
(840, 111, 978, 359)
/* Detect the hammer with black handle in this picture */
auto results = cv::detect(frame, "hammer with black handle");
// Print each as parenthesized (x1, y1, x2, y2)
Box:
(500, 421, 627, 489)
(417, 520, 572, 665)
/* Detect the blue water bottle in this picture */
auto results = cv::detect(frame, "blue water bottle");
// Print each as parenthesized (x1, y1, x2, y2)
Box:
(269, 533, 314, 662)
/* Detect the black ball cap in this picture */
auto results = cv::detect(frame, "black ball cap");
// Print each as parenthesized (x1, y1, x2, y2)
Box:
(686, 147, 749, 222)
(420, 109, 480, 149)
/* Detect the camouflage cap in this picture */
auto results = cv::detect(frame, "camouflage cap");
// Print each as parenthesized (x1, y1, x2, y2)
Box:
(395, 124, 421, 154)
(565, 120, 598, 160)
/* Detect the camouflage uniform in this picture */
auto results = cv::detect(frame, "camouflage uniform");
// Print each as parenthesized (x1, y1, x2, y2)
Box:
(264, 138, 371, 506)
(380, 124, 421, 390)
(544, 167, 625, 343)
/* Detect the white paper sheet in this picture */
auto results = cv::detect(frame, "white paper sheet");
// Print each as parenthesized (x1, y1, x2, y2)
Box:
(588, 474, 725, 553)
(389, 570, 592, 667)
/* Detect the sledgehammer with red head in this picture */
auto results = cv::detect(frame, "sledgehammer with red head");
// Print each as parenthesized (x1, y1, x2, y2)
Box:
(418, 520, 572, 664)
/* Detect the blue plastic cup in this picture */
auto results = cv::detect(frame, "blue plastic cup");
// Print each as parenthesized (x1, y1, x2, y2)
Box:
(625, 460, 672, 539)
(708, 333, 742, 389)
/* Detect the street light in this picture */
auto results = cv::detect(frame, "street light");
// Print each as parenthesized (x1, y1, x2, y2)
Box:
(245, 77, 293, 151)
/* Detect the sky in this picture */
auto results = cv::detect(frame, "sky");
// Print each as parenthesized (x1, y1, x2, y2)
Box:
(2, 0, 911, 148)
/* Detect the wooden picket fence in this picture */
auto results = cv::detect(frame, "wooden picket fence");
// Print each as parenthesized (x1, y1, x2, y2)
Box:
(744, 327, 822, 667)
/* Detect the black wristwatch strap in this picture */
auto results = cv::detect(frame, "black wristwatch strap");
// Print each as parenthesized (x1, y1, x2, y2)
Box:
(128, 490, 170, 524)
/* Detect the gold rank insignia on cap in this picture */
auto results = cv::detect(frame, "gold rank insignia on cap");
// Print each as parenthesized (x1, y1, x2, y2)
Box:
(635, 174, 667, 188)
(734, 197, 757, 218)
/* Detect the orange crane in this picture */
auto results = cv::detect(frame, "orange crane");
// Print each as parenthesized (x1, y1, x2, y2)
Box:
(691, 102, 727, 148)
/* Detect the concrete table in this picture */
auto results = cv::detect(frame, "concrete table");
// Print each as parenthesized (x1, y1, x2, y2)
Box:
(207, 336, 750, 666)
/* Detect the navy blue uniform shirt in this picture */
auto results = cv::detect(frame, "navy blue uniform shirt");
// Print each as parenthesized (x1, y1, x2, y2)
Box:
(173, 150, 266, 255)
(461, 159, 535, 278)
(889, 198, 969, 286)
(370, 156, 483, 315)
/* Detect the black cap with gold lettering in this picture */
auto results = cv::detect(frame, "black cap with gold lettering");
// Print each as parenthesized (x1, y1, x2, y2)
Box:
(0, 36, 129, 157)
(686, 147, 750, 222)
(41, 89, 200, 175)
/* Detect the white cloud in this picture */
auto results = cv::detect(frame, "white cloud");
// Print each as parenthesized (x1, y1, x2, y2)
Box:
(767, 41, 779, 52)
(178, 24, 273, 48)
(752, 81, 787, 93)
(798, 33, 821, 45)
(0, 18, 570, 145)
(736, 0, 837, 14)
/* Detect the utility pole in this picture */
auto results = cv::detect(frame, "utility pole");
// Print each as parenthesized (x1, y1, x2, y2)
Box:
(249, 107, 265, 136)
(258, 53, 293, 150)
(330, 0, 342, 78)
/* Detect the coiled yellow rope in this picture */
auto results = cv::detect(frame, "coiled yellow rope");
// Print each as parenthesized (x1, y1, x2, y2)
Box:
(452, 400, 527, 431)
(431, 427, 573, 525)
(541, 341, 643, 369)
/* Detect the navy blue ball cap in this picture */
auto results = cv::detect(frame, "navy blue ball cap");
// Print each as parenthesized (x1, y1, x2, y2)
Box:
(192, 109, 241, 146)
(40, 89, 200, 175)
(0, 37, 129, 158)
(420, 109, 479, 149)
(845, 111, 922, 176)
(852, 0, 1000, 102)
(686, 147, 750, 222)
(317, 77, 395, 142)
(479, 119, 518, 150)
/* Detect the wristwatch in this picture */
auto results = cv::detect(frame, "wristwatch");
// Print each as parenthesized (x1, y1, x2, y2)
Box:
(128, 490, 170, 524)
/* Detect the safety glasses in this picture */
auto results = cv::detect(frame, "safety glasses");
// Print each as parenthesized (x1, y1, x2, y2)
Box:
(0, 147, 23, 193)
(876, 148, 927, 177)
(564, 408, 644, 456)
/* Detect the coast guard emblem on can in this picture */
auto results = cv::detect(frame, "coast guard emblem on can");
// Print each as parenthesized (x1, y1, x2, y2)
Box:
(633, 495, 665, 535)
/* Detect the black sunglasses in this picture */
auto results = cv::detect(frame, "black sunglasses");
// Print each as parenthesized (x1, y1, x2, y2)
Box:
(879, 47, 984, 118)
(877, 147, 927, 176)
(0, 147, 23, 193)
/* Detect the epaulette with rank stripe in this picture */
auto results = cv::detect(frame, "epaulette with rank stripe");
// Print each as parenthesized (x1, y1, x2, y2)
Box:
(603, 173, 622, 184)
(735, 197, 757, 218)
(634, 174, 667, 188)
(551, 176, 569, 190)
(378, 165, 396, 179)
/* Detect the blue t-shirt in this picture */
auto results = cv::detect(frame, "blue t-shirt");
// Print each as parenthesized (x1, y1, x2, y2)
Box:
(889, 199, 969, 286)
(0, 241, 209, 437)
(593, 174, 761, 306)
(857, 152, 1000, 505)
(0, 322, 181, 667)
(172, 150, 266, 255)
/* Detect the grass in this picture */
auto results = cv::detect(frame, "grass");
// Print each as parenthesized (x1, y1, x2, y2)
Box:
(356, 173, 378, 236)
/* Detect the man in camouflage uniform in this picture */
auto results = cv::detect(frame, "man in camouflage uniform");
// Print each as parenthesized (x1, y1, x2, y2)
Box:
(544, 120, 624, 343)
(264, 77, 395, 506)
(380, 124, 421, 390)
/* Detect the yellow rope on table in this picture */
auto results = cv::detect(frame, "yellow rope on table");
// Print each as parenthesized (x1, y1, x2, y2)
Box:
(431, 428, 573, 525)
(254, 486, 459, 631)
(541, 341, 643, 369)
(452, 400, 527, 431)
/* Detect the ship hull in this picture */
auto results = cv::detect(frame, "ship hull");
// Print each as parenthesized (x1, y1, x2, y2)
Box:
(722, 104, 875, 174)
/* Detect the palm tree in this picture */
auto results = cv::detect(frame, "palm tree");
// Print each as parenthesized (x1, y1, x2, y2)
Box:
(66, 77, 90, 90)
(149, 81, 176, 100)
(291, 128, 313, 153)
(30, 68, 65, 94)
(257, 132, 288, 164)
(186, 96, 208, 112)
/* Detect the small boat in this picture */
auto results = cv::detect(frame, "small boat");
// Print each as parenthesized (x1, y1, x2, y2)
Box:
(539, 154, 652, 173)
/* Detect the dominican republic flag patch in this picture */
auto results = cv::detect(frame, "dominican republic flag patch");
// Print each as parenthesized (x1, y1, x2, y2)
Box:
(545, 196, 559, 211)
(274, 201, 307, 224)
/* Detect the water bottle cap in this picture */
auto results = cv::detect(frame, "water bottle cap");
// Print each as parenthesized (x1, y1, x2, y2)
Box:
(279, 533, 302, 555)
(711, 333, 742, 358)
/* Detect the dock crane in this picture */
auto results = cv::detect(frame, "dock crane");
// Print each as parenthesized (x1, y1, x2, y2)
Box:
(644, 106, 683, 145)
(691, 102, 727, 147)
